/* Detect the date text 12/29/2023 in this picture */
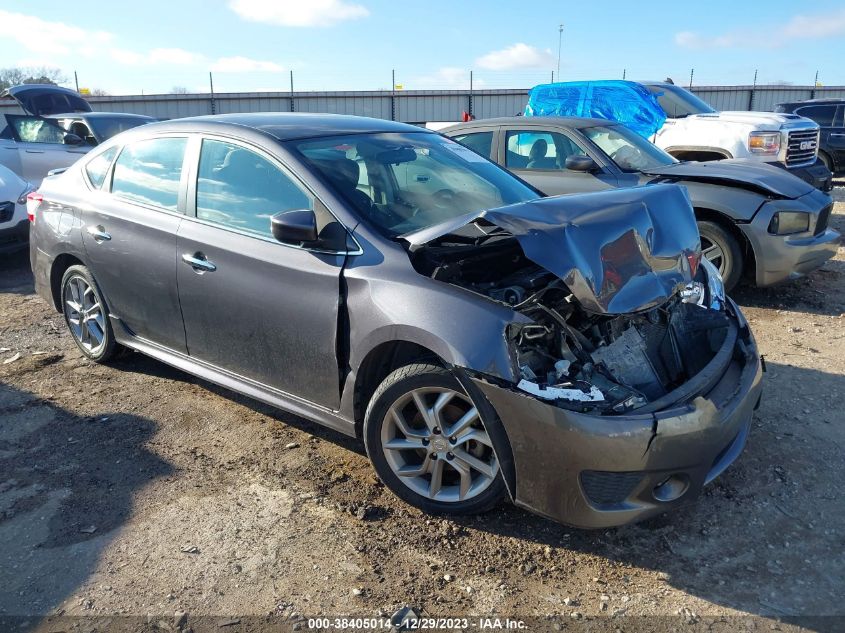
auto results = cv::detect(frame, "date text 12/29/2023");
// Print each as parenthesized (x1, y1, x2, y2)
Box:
(306, 617, 528, 630)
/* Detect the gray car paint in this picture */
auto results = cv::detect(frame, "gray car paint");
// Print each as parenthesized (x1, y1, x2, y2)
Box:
(444, 117, 839, 286)
(30, 113, 762, 528)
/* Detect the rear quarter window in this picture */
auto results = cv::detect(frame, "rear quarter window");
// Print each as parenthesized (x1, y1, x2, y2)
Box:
(84, 147, 118, 189)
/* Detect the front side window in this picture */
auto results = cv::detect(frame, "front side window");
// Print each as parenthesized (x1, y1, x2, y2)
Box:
(8, 115, 69, 144)
(196, 139, 312, 237)
(452, 131, 493, 158)
(582, 125, 677, 172)
(505, 130, 586, 170)
(796, 105, 837, 127)
(85, 147, 118, 189)
(111, 137, 187, 211)
(294, 132, 538, 237)
(644, 85, 715, 118)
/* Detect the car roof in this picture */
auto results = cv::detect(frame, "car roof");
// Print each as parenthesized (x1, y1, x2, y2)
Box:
(777, 99, 845, 107)
(136, 113, 424, 141)
(444, 115, 614, 131)
(47, 112, 156, 120)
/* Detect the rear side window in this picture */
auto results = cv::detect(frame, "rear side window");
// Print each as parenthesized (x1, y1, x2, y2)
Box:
(452, 131, 494, 158)
(85, 147, 118, 189)
(796, 105, 837, 127)
(195, 139, 312, 237)
(111, 137, 187, 211)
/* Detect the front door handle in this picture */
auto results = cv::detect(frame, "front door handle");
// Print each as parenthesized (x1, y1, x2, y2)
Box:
(86, 225, 111, 242)
(182, 252, 217, 273)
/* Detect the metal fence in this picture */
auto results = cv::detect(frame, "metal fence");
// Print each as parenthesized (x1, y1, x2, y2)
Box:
(2, 85, 845, 123)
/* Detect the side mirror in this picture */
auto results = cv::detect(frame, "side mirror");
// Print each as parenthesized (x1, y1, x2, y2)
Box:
(271, 209, 318, 244)
(63, 133, 83, 146)
(565, 155, 598, 172)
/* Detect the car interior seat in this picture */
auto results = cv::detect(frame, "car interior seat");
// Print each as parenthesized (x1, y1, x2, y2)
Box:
(526, 139, 557, 169)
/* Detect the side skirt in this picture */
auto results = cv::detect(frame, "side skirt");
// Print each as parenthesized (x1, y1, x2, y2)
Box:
(111, 316, 357, 438)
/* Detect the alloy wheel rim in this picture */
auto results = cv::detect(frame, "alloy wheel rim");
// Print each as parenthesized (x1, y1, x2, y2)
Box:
(381, 387, 499, 503)
(64, 276, 106, 355)
(700, 236, 726, 275)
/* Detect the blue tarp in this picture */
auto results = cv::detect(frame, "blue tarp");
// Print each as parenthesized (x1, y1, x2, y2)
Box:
(524, 80, 667, 139)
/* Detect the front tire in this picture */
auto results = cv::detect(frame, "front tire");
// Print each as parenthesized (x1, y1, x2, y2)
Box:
(697, 220, 743, 292)
(61, 265, 117, 362)
(364, 364, 507, 515)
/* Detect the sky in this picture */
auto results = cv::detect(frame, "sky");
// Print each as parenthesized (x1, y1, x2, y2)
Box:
(1, 0, 844, 95)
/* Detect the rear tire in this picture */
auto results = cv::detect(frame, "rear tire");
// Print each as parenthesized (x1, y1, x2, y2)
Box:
(363, 363, 507, 516)
(697, 220, 743, 292)
(61, 265, 117, 363)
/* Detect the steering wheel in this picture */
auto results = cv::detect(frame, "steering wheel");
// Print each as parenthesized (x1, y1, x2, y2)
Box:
(432, 188, 458, 208)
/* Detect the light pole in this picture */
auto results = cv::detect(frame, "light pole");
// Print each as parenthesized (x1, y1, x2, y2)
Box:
(557, 23, 564, 81)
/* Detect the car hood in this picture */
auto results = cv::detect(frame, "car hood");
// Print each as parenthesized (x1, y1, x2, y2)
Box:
(643, 159, 815, 199)
(402, 184, 700, 315)
(4, 84, 92, 116)
(689, 110, 816, 128)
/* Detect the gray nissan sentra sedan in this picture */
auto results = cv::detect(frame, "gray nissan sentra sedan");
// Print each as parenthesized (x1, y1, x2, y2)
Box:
(29, 113, 763, 528)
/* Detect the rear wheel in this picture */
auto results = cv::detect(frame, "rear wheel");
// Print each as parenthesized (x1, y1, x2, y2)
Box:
(61, 265, 117, 362)
(697, 220, 743, 292)
(364, 364, 507, 515)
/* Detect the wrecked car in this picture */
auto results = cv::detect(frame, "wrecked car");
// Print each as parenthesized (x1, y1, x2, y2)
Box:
(444, 117, 839, 291)
(30, 114, 763, 528)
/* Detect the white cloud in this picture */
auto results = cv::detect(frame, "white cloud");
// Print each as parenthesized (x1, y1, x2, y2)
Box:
(0, 10, 112, 56)
(211, 56, 286, 72)
(676, 9, 845, 49)
(476, 43, 555, 71)
(228, 0, 369, 27)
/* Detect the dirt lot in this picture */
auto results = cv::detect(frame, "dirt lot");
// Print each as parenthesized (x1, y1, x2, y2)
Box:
(1, 188, 844, 633)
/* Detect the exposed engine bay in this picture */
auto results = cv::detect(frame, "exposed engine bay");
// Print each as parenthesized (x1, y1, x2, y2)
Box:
(411, 236, 730, 415)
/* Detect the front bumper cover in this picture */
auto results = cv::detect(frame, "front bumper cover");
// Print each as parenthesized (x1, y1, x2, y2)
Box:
(773, 159, 833, 192)
(741, 187, 840, 287)
(470, 299, 763, 529)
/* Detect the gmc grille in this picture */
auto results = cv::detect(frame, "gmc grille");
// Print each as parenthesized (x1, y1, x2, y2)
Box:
(786, 129, 819, 167)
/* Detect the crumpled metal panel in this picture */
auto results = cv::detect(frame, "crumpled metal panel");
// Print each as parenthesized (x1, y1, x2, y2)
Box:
(402, 184, 701, 315)
(524, 80, 666, 139)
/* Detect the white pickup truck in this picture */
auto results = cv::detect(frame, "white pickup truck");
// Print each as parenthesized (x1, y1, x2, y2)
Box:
(641, 82, 832, 191)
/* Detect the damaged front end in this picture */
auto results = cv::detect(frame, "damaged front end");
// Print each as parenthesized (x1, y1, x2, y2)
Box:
(404, 184, 729, 415)
(403, 184, 762, 527)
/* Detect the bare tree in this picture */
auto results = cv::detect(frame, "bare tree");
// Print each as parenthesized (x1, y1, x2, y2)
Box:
(170, 86, 190, 94)
(89, 88, 110, 96)
(0, 66, 67, 91)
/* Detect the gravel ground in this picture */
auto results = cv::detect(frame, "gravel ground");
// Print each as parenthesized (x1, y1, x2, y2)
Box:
(1, 188, 844, 633)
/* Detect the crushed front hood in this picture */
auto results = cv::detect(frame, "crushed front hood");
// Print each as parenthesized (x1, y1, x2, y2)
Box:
(643, 159, 814, 199)
(4, 84, 92, 116)
(402, 184, 701, 315)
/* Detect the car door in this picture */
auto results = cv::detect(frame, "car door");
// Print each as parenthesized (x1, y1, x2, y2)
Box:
(79, 136, 188, 352)
(176, 136, 346, 410)
(0, 116, 24, 177)
(499, 127, 618, 196)
(828, 106, 845, 171)
(5, 114, 89, 183)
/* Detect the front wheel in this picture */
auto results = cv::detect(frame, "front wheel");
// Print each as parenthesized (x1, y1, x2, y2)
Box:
(364, 364, 507, 515)
(61, 265, 118, 362)
(697, 220, 743, 292)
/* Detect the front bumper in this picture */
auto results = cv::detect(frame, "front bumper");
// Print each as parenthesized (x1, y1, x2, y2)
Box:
(741, 187, 840, 287)
(471, 300, 763, 529)
(0, 219, 29, 254)
(773, 159, 833, 192)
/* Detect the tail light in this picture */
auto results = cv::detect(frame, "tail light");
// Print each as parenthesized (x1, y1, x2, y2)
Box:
(26, 192, 43, 223)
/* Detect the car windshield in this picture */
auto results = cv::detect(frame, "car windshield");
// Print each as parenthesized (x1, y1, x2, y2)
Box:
(582, 124, 677, 172)
(87, 116, 153, 140)
(645, 84, 716, 117)
(294, 132, 539, 237)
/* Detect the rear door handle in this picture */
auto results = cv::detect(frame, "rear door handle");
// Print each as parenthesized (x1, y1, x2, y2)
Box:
(182, 252, 217, 273)
(86, 225, 111, 242)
